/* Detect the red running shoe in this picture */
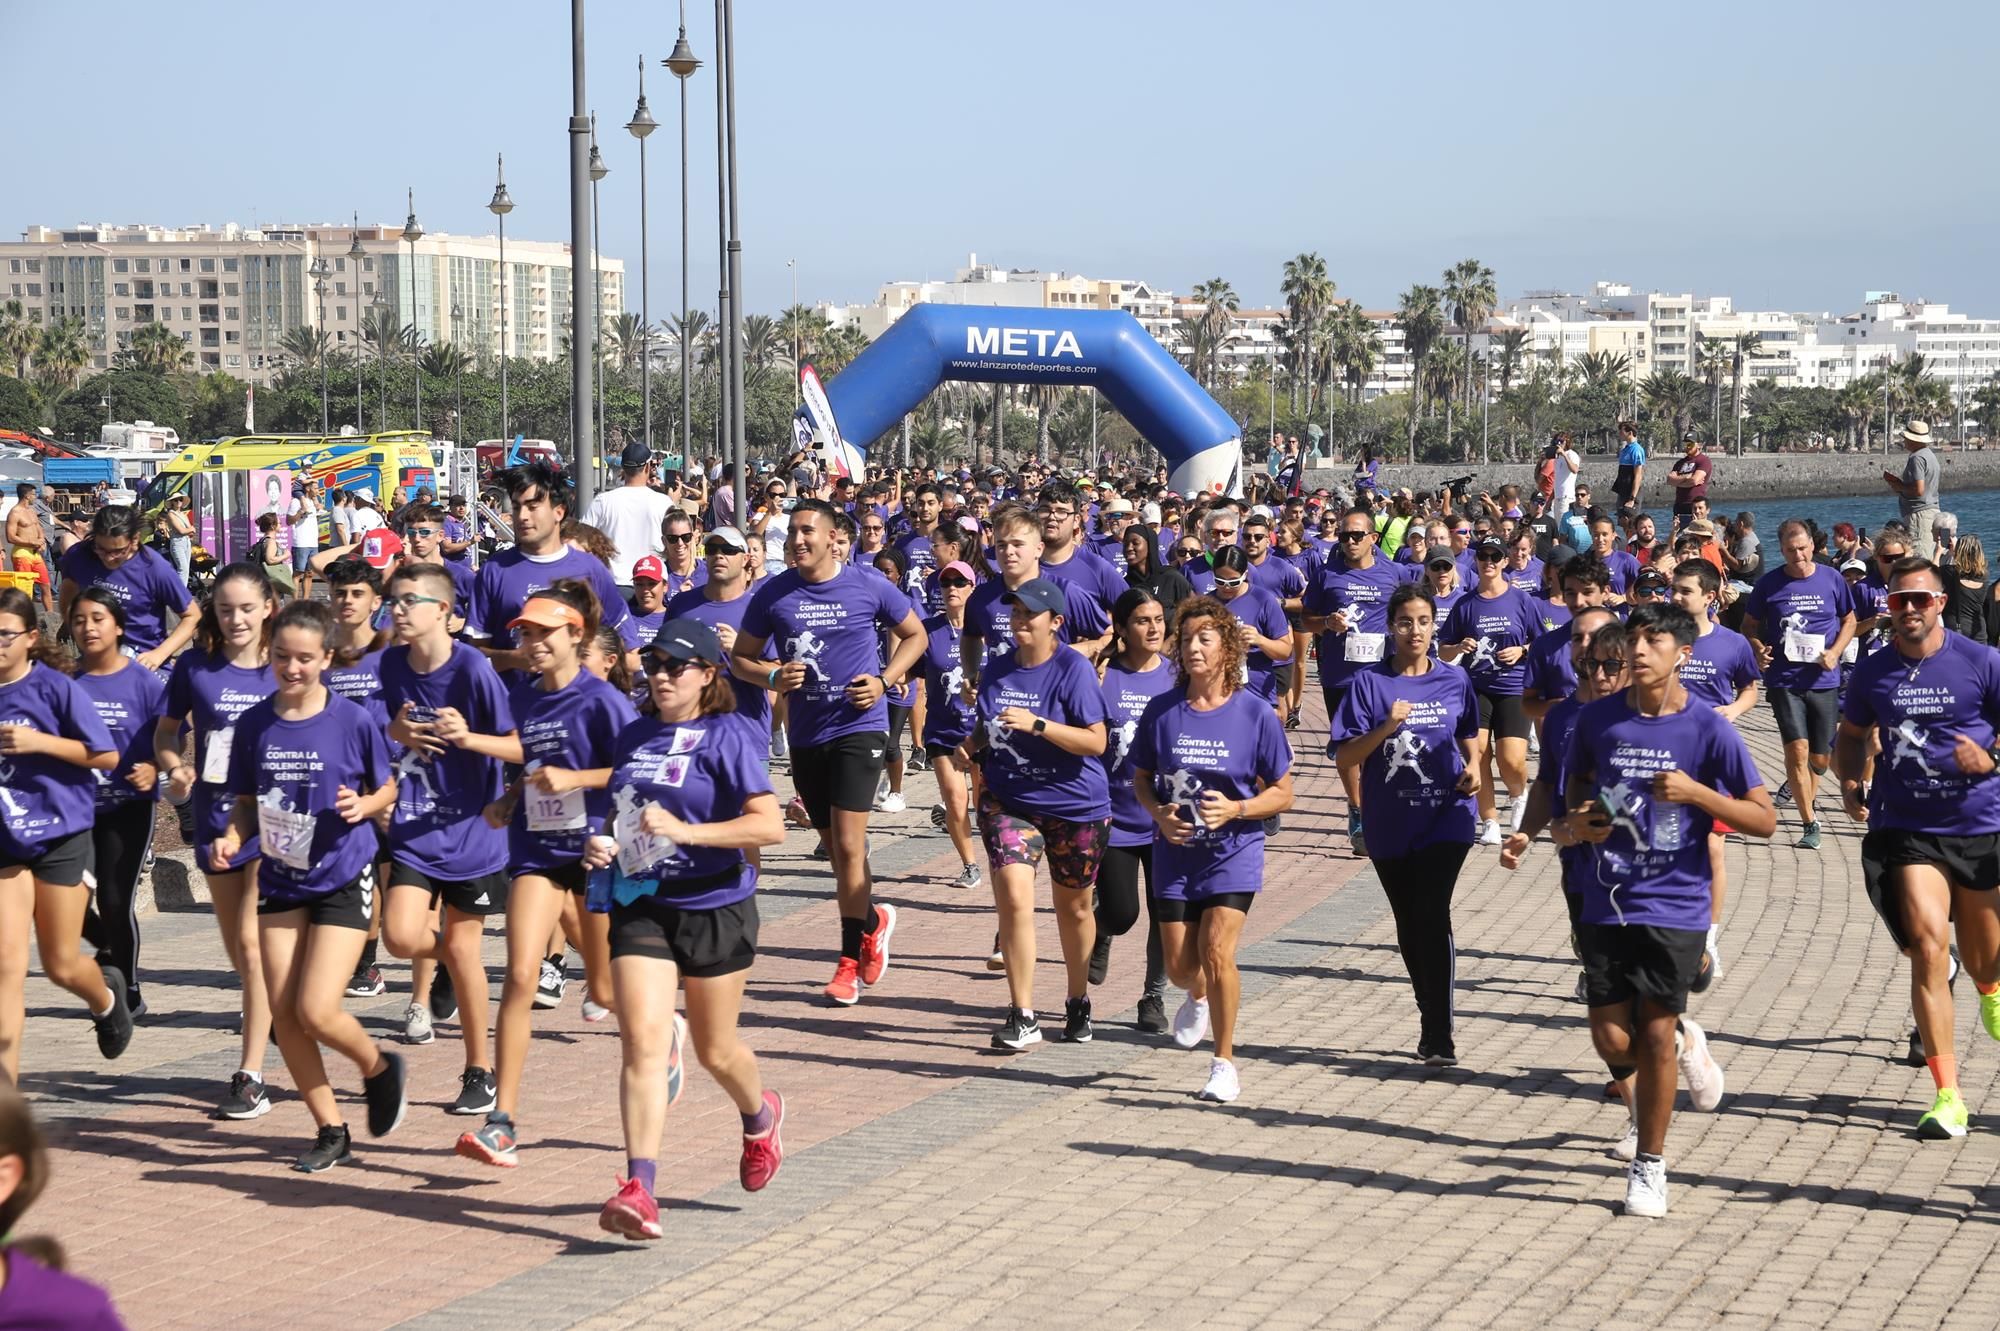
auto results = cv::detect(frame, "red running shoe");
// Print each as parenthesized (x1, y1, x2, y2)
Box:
(740, 1091, 785, 1192)
(823, 957, 862, 1006)
(599, 1176, 662, 1240)
(858, 902, 897, 986)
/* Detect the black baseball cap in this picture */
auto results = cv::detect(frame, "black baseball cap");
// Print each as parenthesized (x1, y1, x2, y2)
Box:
(1425, 554, 1454, 571)
(649, 617, 722, 664)
(1002, 578, 1065, 618)
(619, 441, 655, 469)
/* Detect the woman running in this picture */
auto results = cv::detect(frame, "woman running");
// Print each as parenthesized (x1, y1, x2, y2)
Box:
(1208, 545, 1294, 718)
(212, 600, 404, 1173)
(1332, 583, 1481, 1065)
(870, 546, 916, 814)
(920, 560, 981, 888)
(157, 563, 280, 1120)
(459, 582, 636, 1168)
(71, 589, 169, 1021)
(1131, 596, 1294, 1104)
(583, 618, 786, 1240)
(1095, 588, 1178, 1034)
(0, 587, 125, 1084)
(972, 578, 1111, 1052)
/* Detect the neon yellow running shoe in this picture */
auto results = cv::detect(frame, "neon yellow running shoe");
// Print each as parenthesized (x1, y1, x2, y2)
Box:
(1918, 1088, 1970, 1140)
(1981, 988, 2000, 1042)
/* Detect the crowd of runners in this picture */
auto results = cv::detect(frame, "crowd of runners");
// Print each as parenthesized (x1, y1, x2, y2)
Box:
(0, 419, 1994, 1239)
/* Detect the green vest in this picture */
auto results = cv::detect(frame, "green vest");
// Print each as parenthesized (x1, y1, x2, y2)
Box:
(1380, 512, 1413, 559)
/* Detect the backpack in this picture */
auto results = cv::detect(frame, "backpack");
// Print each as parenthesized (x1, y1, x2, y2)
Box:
(1536, 455, 1557, 499)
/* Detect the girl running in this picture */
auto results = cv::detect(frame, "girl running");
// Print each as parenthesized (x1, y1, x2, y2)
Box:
(920, 561, 981, 888)
(213, 600, 404, 1173)
(1131, 596, 1294, 1104)
(1095, 588, 1177, 1033)
(0, 587, 124, 1084)
(583, 617, 786, 1240)
(71, 589, 169, 1021)
(157, 563, 279, 1119)
(870, 546, 917, 814)
(459, 582, 636, 1168)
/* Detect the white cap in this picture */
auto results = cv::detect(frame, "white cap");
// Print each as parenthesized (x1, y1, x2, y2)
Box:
(707, 525, 749, 552)
(1249, 504, 1274, 520)
(1141, 501, 1162, 525)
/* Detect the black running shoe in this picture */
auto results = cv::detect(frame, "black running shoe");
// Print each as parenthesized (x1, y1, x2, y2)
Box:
(1418, 1042, 1458, 1068)
(533, 957, 566, 1010)
(1285, 707, 1300, 731)
(345, 965, 386, 998)
(127, 987, 147, 1021)
(428, 967, 458, 1023)
(1136, 994, 1168, 1034)
(991, 1007, 1042, 1052)
(1063, 995, 1093, 1044)
(1087, 935, 1111, 986)
(363, 1051, 407, 1137)
(1905, 1028, 1928, 1068)
(93, 966, 134, 1059)
(450, 1067, 497, 1116)
(294, 1124, 353, 1174)
(215, 1071, 271, 1120)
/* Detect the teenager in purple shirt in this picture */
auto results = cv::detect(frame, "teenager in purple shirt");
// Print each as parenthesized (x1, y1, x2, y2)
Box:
(1132, 597, 1294, 1106)
(57, 505, 198, 667)
(1333, 584, 1480, 1066)
(581, 618, 788, 1240)
(1209, 545, 1294, 714)
(1521, 554, 1613, 727)
(71, 590, 169, 1022)
(318, 557, 395, 1002)
(920, 562, 982, 889)
(0, 1084, 131, 1330)
(157, 564, 281, 1120)
(1442, 539, 1543, 845)
(1564, 603, 1775, 1218)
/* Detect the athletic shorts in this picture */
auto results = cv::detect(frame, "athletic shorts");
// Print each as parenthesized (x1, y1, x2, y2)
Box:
(610, 893, 759, 977)
(1861, 828, 2000, 950)
(1577, 921, 1706, 1014)
(519, 863, 588, 896)
(11, 547, 46, 586)
(924, 737, 970, 762)
(1153, 890, 1256, 924)
(792, 731, 889, 828)
(976, 788, 1109, 887)
(1768, 687, 1838, 753)
(390, 863, 509, 916)
(0, 828, 93, 887)
(1273, 662, 1295, 694)
(259, 863, 376, 931)
(1475, 691, 1531, 742)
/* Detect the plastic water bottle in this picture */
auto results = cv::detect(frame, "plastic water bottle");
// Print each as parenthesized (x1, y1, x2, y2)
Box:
(585, 865, 615, 915)
(1652, 800, 1684, 853)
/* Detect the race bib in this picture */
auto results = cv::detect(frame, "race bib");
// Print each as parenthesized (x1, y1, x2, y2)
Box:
(615, 801, 676, 876)
(1841, 635, 1860, 664)
(202, 727, 235, 784)
(1344, 632, 1386, 664)
(258, 803, 315, 871)
(1783, 628, 1827, 663)
(525, 786, 587, 833)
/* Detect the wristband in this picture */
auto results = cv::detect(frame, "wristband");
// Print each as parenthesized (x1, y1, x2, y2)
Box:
(766, 666, 781, 689)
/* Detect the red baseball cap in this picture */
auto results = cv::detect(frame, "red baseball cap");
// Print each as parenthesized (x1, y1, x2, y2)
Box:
(631, 555, 666, 584)
(359, 528, 403, 570)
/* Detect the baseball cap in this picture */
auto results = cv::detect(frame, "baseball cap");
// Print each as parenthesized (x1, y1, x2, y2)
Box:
(619, 441, 654, 469)
(1141, 502, 1161, 525)
(358, 528, 402, 569)
(1840, 557, 1869, 574)
(940, 560, 976, 582)
(509, 596, 586, 632)
(1634, 568, 1670, 590)
(1002, 577, 1065, 618)
(649, 617, 723, 664)
(706, 525, 748, 553)
(631, 555, 666, 584)
(1425, 554, 1455, 571)
(1474, 538, 1507, 559)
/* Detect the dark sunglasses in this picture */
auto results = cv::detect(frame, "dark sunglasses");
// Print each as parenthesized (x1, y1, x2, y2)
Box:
(703, 540, 740, 557)
(1887, 590, 1940, 610)
(1338, 531, 1371, 543)
(642, 653, 709, 678)
(940, 575, 973, 589)
(664, 532, 695, 544)
(1476, 550, 1506, 562)
(1582, 657, 1627, 675)
(1175, 546, 1203, 558)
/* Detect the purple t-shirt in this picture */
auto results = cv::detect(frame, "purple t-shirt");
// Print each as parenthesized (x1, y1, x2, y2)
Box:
(1523, 623, 1577, 706)
(1246, 554, 1305, 604)
(606, 713, 773, 910)
(58, 543, 192, 653)
(508, 671, 639, 872)
(1566, 694, 1762, 931)
(1540, 692, 1589, 892)
(227, 693, 392, 905)
(1682, 626, 1761, 710)
(1842, 632, 2000, 836)
(1039, 546, 1126, 614)
(325, 646, 388, 728)
(964, 574, 1108, 667)
(1442, 585, 1543, 696)
(1744, 563, 1855, 692)
(667, 584, 773, 733)
(165, 651, 276, 869)
(740, 564, 914, 749)
(0, 663, 116, 856)
(75, 659, 169, 809)
(1100, 657, 1178, 846)
(1219, 586, 1291, 701)
(1089, 533, 1129, 577)
(1504, 558, 1546, 597)
(661, 560, 708, 600)
(1600, 549, 1640, 596)
(1130, 687, 1291, 900)
(919, 615, 976, 750)
(378, 641, 513, 878)
(441, 514, 472, 562)
(467, 546, 639, 657)
(1331, 661, 1478, 860)
(0, 1250, 127, 1331)
(1301, 555, 1418, 693)
(975, 647, 1111, 821)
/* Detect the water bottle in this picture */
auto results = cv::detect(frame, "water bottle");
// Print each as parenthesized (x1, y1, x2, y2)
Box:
(1652, 800, 1684, 853)
(585, 864, 615, 915)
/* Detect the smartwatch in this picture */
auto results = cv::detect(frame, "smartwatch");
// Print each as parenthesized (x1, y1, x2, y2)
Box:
(1987, 744, 2000, 775)
(1032, 717, 1048, 735)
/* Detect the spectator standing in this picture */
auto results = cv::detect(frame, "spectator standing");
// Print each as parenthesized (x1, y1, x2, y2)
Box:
(1612, 420, 1646, 510)
(1883, 420, 1942, 559)
(288, 479, 321, 603)
(582, 441, 676, 591)
(1666, 433, 1713, 528)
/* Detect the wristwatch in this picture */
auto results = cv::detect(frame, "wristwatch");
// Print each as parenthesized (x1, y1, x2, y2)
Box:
(1986, 744, 2000, 774)
(1032, 717, 1048, 735)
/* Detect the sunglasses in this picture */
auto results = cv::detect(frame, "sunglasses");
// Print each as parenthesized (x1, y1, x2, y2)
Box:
(1887, 590, 1940, 610)
(1476, 551, 1506, 562)
(1175, 546, 1203, 559)
(643, 654, 709, 678)
(408, 526, 438, 537)
(1338, 531, 1371, 543)
(704, 540, 741, 557)
(1582, 657, 1628, 675)
(664, 531, 697, 545)
(940, 575, 972, 589)
(1213, 576, 1246, 589)
(1453, 528, 1472, 536)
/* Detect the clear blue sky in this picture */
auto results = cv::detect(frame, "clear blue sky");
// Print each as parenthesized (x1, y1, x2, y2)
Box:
(6, 1, 1996, 321)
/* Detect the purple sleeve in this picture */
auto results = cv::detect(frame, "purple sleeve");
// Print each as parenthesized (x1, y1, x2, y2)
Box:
(147, 550, 194, 610)
(1063, 581, 1109, 640)
(740, 577, 777, 642)
(1830, 570, 1856, 619)
(1452, 671, 1479, 741)
(60, 674, 117, 753)
(721, 722, 776, 807)
(1729, 636, 1761, 690)
(466, 562, 500, 640)
(164, 653, 194, 719)
(1058, 653, 1110, 727)
(1562, 706, 1597, 802)
(1706, 714, 1762, 796)
(1328, 671, 1373, 744)
(592, 686, 640, 756)
(1128, 699, 1165, 772)
(1253, 700, 1292, 783)
(1841, 658, 1877, 728)
(1742, 575, 1770, 626)
(1257, 593, 1288, 640)
(875, 574, 915, 630)
(1302, 571, 1331, 616)
(1441, 595, 1471, 643)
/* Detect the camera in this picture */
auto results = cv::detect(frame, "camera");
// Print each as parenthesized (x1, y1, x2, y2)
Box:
(1442, 474, 1476, 494)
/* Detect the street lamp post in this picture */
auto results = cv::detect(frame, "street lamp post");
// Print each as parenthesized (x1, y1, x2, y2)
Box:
(665, 14, 700, 473)
(788, 258, 798, 412)
(568, 0, 598, 511)
(711, 0, 738, 521)
(488, 155, 514, 443)
(451, 303, 464, 449)
(403, 188, 425, 436)
(589, 117, 609, 472)
(720, 0, 746, 526)
(628, 58, 658, 455)
(348, 220, 366, 432)
(309, 255, 331, 433)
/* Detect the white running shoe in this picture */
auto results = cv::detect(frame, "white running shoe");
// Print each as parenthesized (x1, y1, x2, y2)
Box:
(581, 998, 613, 1023)
(1677, 1017, 1726, 1112)
(874, 791, 907, 814)
(953, 862, 982, 890)
(1610, 1102, 1639, 1162)
(1171, 995, 1211, 1050)
(1706, 924, 1725, 985)
(1624, 1156, 1668, 1218)
(1479, 819, 1503, 846)
(1197, 1057, 1240, 1103)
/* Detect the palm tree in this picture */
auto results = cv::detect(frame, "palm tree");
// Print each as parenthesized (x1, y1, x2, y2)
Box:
(1173, 316, 1211, 386)
(1193, 278, 1239, 390)
(419, 342, 469, 378)
(34, 316, 88, 390)
(740, 313, 779, 386)
(121, 321, 191, 374)
(1426, 340, 1466, 452)
(1443, 258, 1496, 418)
(0, 300, 35, 379)
(1279, 253, 1334, 415)
(1696, 335, 1731, 448)
(1729, 332, 1762, 454)
(1641, 370, 1703, 445)
(1332, 305, 1383, 405)
(1494, 328, 1529, 397)
(1396, 284, 1444, 461)
(604, 312, 649, 379)
(670, 309, 711, 374)
(818, 324, 869, 375)
(1837, 379, 1878, 451)
(279, 325, 334, 372)
(777, 304, 830, 370)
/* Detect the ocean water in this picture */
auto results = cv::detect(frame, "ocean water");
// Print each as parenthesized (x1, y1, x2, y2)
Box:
(1714, 488, 2000, 558)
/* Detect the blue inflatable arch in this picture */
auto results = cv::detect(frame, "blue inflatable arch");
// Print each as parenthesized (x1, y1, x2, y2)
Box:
(793, 304, 1242, 497)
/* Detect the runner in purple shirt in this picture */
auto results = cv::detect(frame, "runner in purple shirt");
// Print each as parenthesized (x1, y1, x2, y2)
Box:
(1442, 540, 1544, 845)
(667, 526, 771, 738)
(1209, 545, 1293, 708)
(56, 505, 198, 666)
(919, 564, 982, 888)
(1590, 515, 1641, 598)
(1522, 554, 1614, 726)
(1096, 587, 1177, 1033)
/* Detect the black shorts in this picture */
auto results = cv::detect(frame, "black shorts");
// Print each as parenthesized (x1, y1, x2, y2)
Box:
(1768, 687, 1838, 753)
(1153, 891, 1257, 924)
(792, 731, 889, 827)
(390, 863, 510, 916)
(924, 738, 970, 762)
(1475, 691, 1531, 742)
(0, 828, 94, 888)
(1577, 921, 1706, 1014)
(1273, 662, 1295, 694)
(1861, 828, 2000, 950)
(260, 864, 376, 931)
(610, 893, 759, 977)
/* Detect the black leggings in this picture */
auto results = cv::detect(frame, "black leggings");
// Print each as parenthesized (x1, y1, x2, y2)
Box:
(1097, 842, 1167, 997)
(82, 801, 155, 993)
(1373, 839, 1473, 1051)
(885, 702, 912, 768)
